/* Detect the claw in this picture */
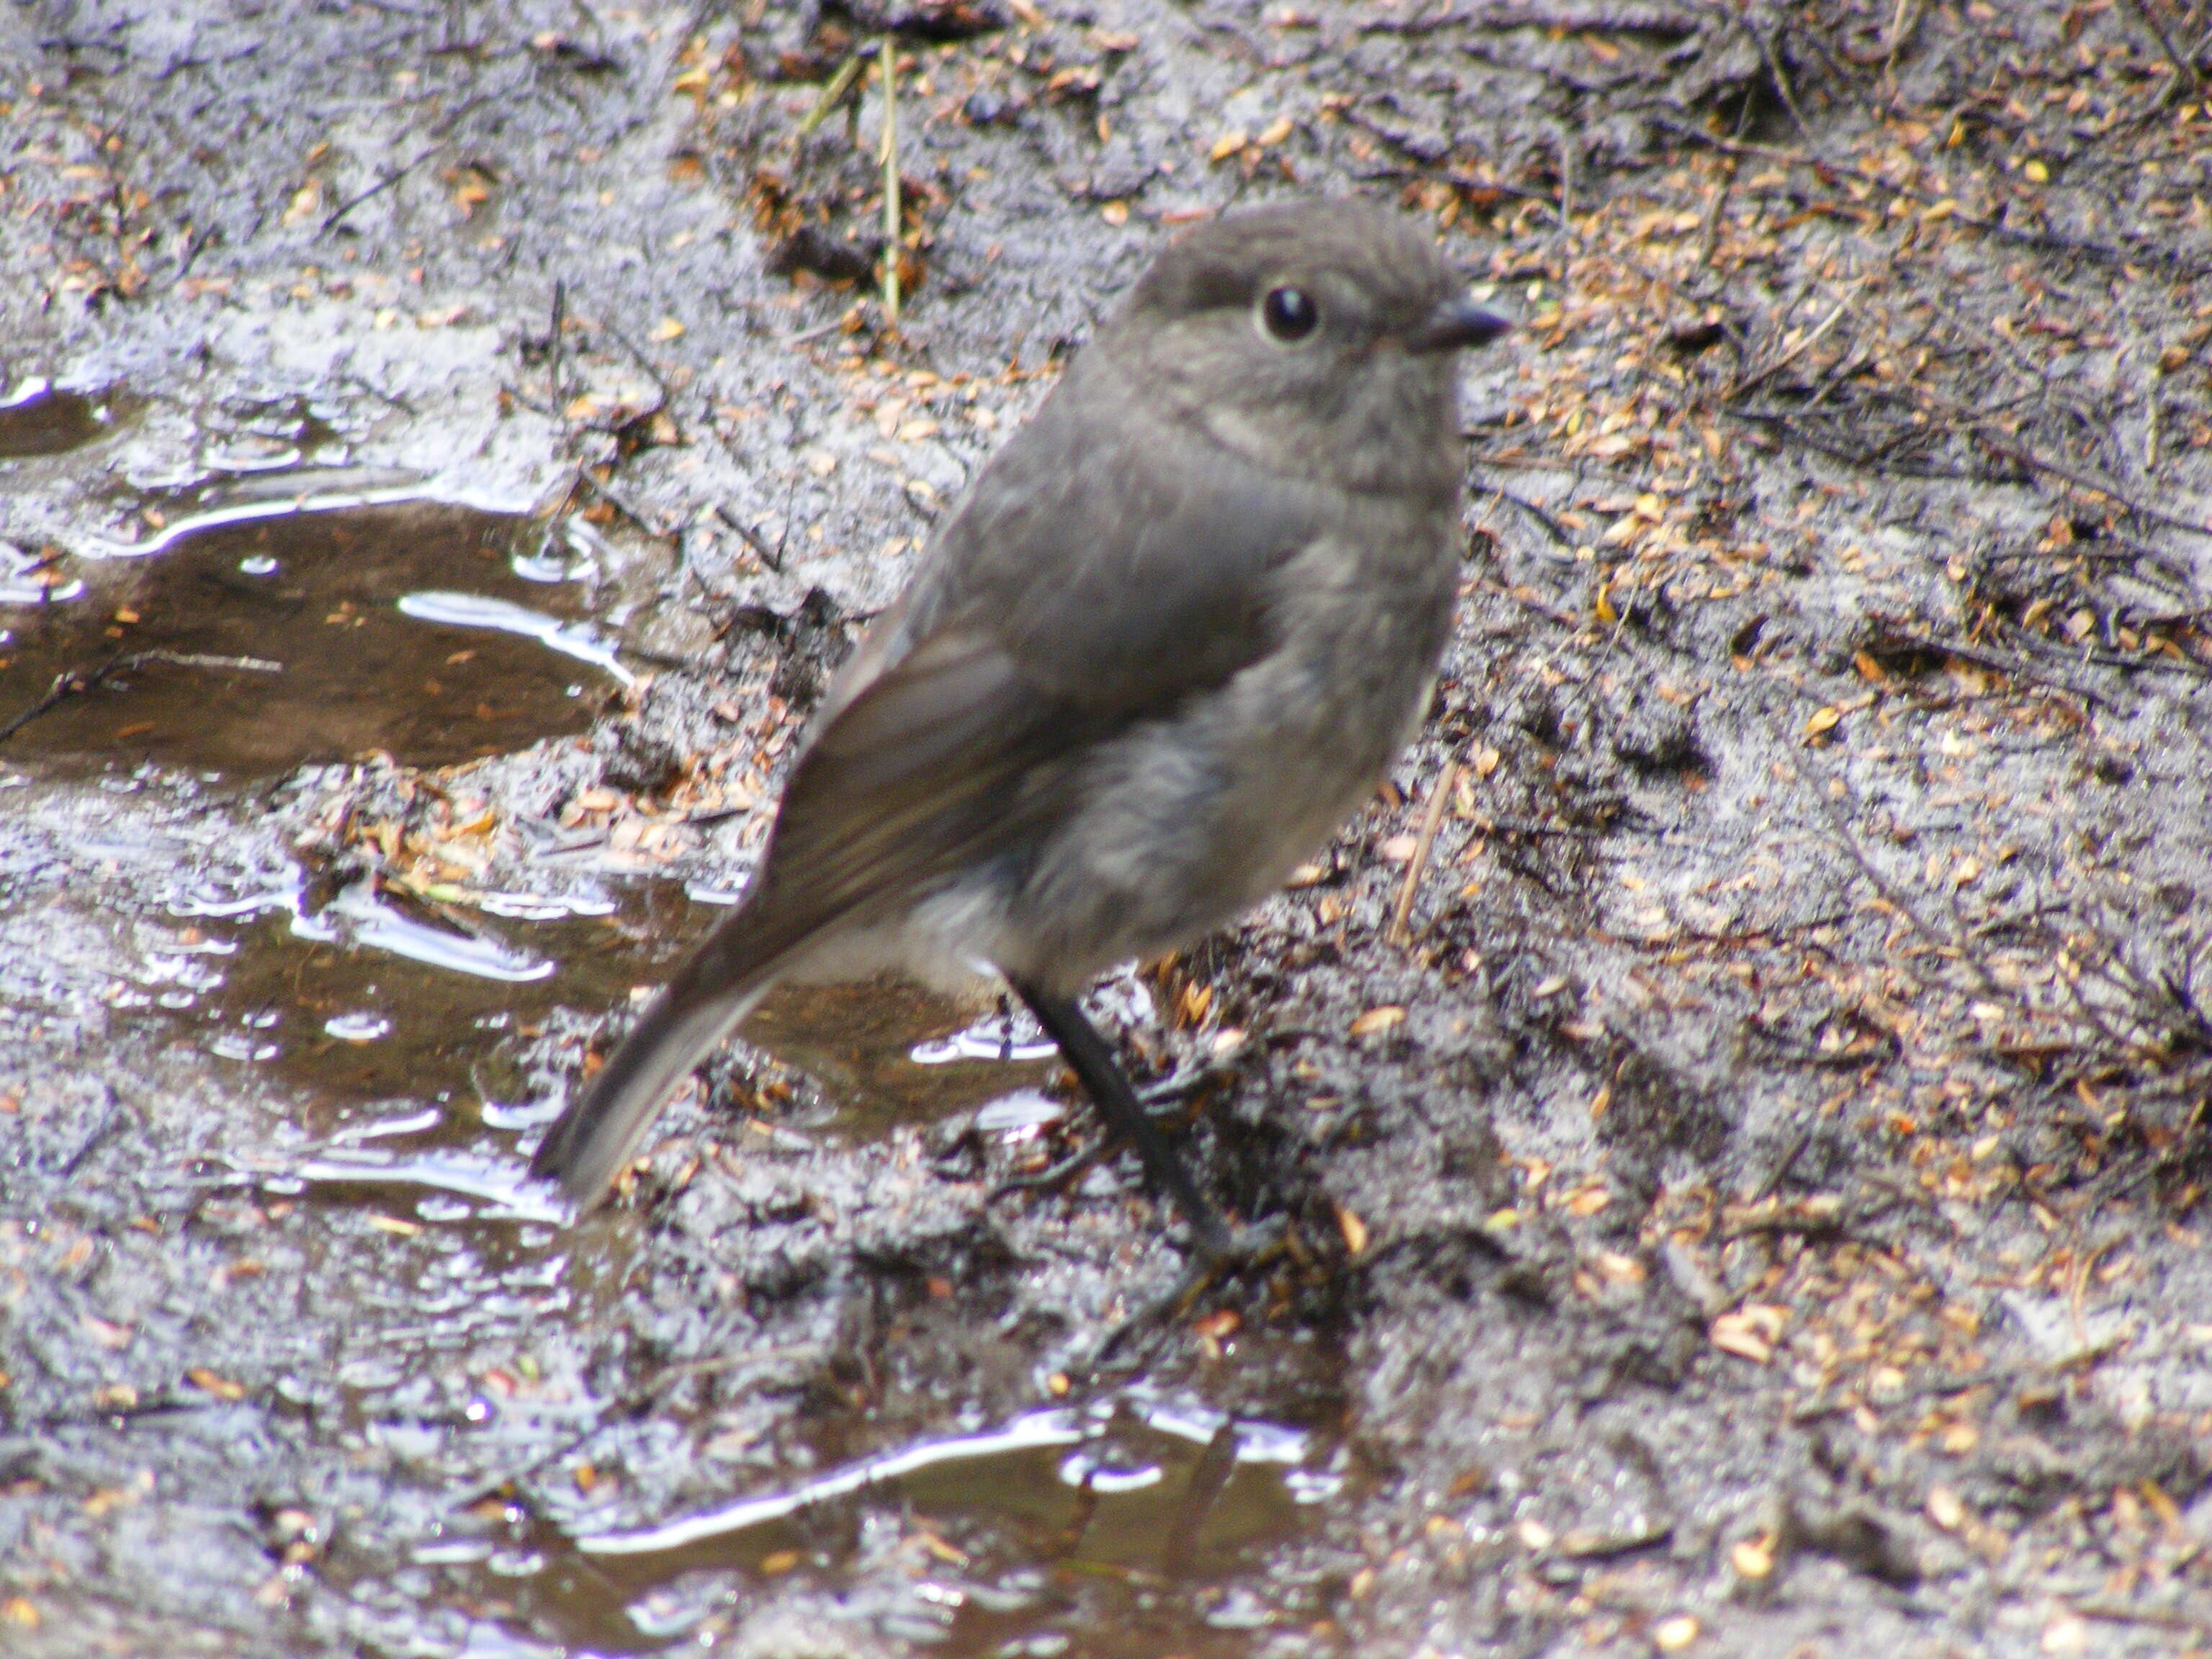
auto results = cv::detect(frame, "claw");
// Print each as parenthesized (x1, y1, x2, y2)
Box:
(1094, 1216, 1290, 1367)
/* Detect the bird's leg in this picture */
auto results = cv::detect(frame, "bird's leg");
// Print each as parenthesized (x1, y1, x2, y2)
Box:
(1010, 986, 1288, 1368)
(1011, 984, 1290, 1351)
(1012, 982, 1233, 1257)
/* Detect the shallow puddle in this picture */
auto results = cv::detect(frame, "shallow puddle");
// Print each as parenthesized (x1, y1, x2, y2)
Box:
(163, 873, 701, 1121)
(0, 377, 114, 458)
(741, 976, 1066, 1138)
(131, 858, 1333, 1655)
(356, 1393, 1334, 1657)
(143, 864, 1060, 1130)
(0, 495, 614, 776)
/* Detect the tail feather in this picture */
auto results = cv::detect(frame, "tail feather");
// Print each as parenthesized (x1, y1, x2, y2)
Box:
(528, 910, 803, 1210)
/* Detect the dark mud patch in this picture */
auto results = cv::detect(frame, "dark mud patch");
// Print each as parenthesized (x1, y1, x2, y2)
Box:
(0, 498, 616, 778)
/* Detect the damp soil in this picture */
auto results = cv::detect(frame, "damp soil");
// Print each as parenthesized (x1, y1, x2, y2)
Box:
(6, 4, 2212, 1658)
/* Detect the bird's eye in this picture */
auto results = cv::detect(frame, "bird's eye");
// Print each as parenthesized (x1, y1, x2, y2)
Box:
(1257, 284, 1320, 343)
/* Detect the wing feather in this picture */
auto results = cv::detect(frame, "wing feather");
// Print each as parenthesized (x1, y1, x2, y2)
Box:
(752, 378, 1341, 937)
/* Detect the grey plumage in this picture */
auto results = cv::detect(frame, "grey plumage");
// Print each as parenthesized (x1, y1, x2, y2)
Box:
(531, 197, 1508, 1213)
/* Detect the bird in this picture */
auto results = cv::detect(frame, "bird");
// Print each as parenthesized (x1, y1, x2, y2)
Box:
(530, 197, 1509, 1267)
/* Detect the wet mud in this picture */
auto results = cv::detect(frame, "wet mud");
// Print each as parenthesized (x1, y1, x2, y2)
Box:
(6, 2, 2212, 1658)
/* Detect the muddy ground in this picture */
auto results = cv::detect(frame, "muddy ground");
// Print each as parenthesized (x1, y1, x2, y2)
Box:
(5, 1, 2212, 1655)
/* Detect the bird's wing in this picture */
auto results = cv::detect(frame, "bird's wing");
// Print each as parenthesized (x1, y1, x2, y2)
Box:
(936, 383, 1336, 707)
(747, 393, 1341, 933)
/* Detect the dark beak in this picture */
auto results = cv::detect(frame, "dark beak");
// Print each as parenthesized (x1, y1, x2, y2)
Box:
(1408, 296, 1513, 354)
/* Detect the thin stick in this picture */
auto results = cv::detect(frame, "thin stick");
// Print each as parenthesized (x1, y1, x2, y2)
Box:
(2146, 356, 2164, 475)
(0, 650, 282, 747)
(1695, 153, 1737, 271)
(1389, 759, 1463, 946)
(879, 37, 901, 325)
(1732, 276, 1869, 399)
(2118, 0, 2200, 99)
(796, 53, 863, 137)
(320, 141, 442, 233)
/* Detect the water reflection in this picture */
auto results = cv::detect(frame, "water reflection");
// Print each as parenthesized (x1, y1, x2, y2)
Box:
(405, 1393, 1338, 1657)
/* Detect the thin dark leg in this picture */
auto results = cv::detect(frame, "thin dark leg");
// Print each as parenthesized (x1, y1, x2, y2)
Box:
(1012, 982, 1231, 1258)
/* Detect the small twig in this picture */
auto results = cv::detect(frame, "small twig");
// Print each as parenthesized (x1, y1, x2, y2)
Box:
(1731, 277, 1869, 399)
(1883, 0, 1923, 69)
(1389, 760, 1463, 945)
(1963, 421, 2212, 539)
(2069, 1233, 2121, 1348)
(716, 503, 783, 572)
(879, 37, 902, 325)
(1551, 122, 1578, 238)
(786, 315, 849, 347)
(1750, 22, 1812, 135)
(1469, 814, 1614, 842)
(318, 90, 495, 235)
(2118, 0, 2201, 100)
(1812, 801, 2011, 1009)
(795, 53, 865, 136)
(546, 279, 569, 408)
(0, 650, 282, 746)
(1866, 625, 2121, 710)
(1695, 153, 1737, 271)
(320, 140, 442, 233)
(2067, 1603, 2208, 1634)
(1476, 484, 1578, 552)
(2145, 356, 2164, 475)
(138, 650, 281, 673)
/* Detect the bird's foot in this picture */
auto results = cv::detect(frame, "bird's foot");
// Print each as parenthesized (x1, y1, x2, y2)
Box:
(1093, 1215, 1289, 1368)
(985, 1088, 1197, 1208)
(987, 1141, 1107, 1205)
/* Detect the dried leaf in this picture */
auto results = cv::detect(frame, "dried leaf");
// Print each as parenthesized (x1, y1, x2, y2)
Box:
(1710, 1314, 1773, 1363)
(1336, 1203, 1370, 1256)
(188, 1367, 247, 1401)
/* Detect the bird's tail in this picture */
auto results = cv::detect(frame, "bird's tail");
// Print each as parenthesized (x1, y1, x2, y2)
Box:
(527, 906, 809, 1210)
